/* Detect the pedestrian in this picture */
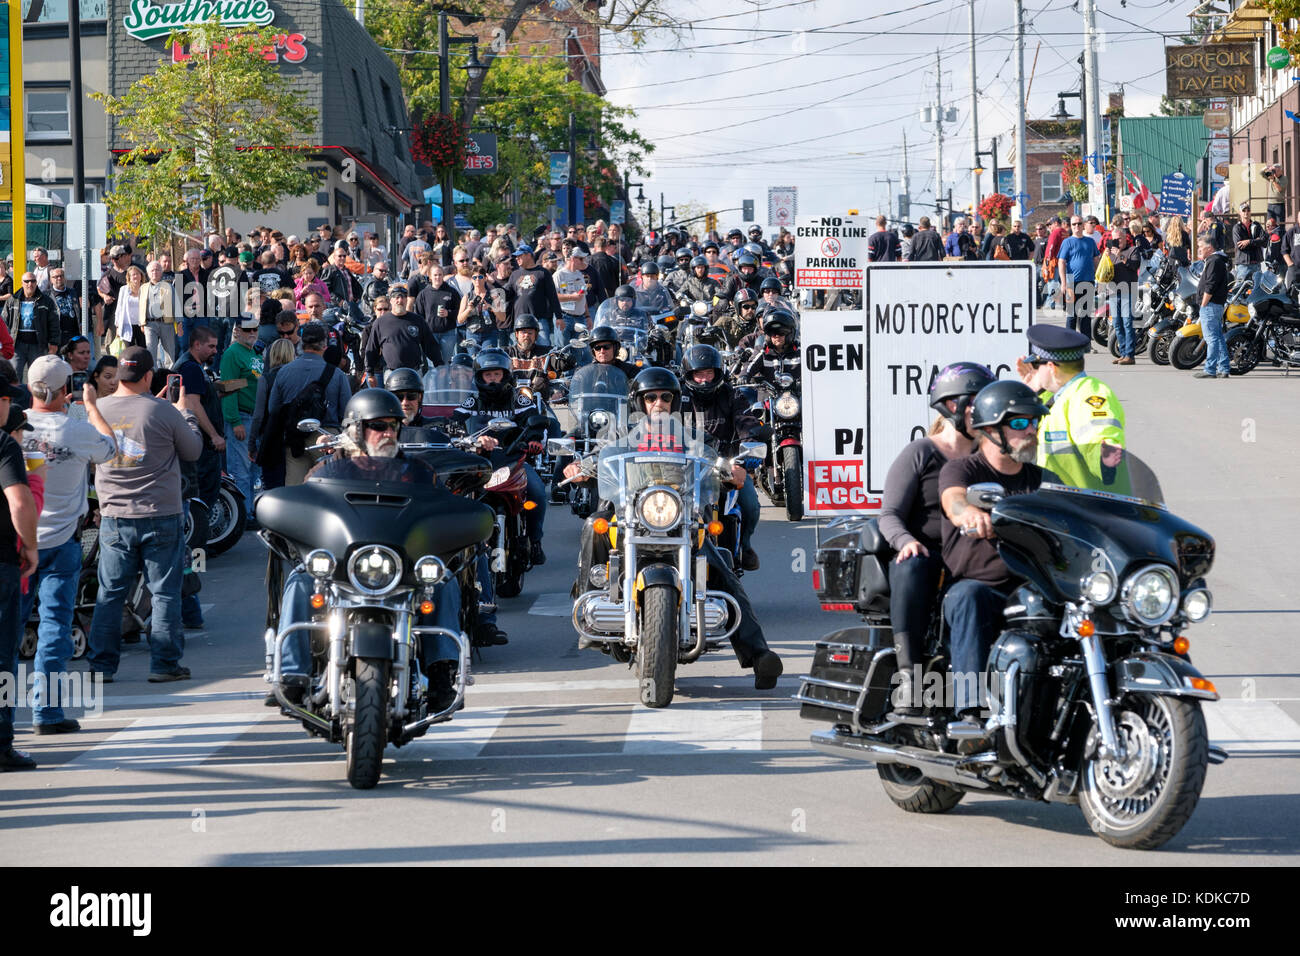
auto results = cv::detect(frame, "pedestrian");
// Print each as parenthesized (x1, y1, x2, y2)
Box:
(5, 272, 60, 382)
(363, 293, 443, 383)
(867, 215, 901, 262)
(1108, 231, 1141, 365)
(944, 217, 977, 260)
(142, 260, 177, 368)
(982, 221, 1008, 260)
(1004, 219, 1034, 261)
(1194, 236, 1231, 380)
(219, 315, 264, 515)
(17, 356, 116, 735)
(48, 267, 82, 345)
(1056, 214, 1099, 340)
(909, 216, 944, 262)
(553, 247, 594, 345)
(1164, 216, 1190, 267)
(293, 260, 329, 308)
(266, 322, 352, 486)
(0, 360, 40, 770)
(1017, 325, 1128, 493)
(86, 347, 203, 683)
(250, 338, 297, 491)
(1231, 203, 1264, 270)
(413, 262, 462, 360)
(175, 248, 210, 355)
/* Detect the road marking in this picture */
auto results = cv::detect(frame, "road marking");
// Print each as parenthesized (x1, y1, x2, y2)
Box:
(623, 700, 765, 754)
(61, 712, 270, 771)
(1204, 699, 1300, 753)
(398, 707, 511, 760)
(528, 592, 577, 617)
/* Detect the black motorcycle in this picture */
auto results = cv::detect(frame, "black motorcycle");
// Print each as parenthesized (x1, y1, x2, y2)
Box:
(748, 372, 804, 522)
(257, 426, 496, 789)
(1226, 274, 1300, 375)
(798, 464, 1226, 849)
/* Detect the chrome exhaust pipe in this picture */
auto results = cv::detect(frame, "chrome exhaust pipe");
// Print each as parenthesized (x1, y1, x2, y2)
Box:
(809, 729, 994, 790)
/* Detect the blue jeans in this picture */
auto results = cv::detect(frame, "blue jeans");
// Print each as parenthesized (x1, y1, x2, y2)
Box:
(278, 570, 459, 678)
(16, 536, 83, 725)
(1110, 285, 1134, 358)
(468, 329, 509, 349)
(942, 578, 1007, 714)
(737, 474, 759, 551)
(0, 563, 21, 747)
(524, 463, 547, 542)
(87, 514, 187, 676)
(434, 329, 459, 364)
(477, 552, 497, 626)
(888, 550, 945, 671)
(1201, 302, 1229, 375)
(225, 412, 259, 513)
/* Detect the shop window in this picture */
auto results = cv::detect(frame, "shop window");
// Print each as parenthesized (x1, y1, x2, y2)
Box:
(20, 0, 106, 23)
(1041, 170, 1063, 204)
(26, 89, 71, 141)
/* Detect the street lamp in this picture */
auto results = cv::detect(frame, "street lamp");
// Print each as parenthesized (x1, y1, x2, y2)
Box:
(567, 112, 600, 230)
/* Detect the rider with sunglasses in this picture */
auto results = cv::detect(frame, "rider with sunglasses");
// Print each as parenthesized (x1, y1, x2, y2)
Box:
(586, 326, 640, 382)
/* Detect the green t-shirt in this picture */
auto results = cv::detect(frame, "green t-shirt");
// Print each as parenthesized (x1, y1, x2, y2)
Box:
(219, 340, 264, 423)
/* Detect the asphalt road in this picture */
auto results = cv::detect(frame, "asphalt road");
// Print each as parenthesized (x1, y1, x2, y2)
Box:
(3, 311, 1298, 866)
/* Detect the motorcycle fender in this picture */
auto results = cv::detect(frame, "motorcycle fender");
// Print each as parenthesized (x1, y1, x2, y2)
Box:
(350, 621, 394, 661)
(1114, 652, 1218, 701)
(1174, 322, 1201, 338)
(777, 437, 801, 449)
(634, 565, 681, 607)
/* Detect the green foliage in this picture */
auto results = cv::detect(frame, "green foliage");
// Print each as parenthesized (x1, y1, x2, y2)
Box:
(96, 20, 318, 240)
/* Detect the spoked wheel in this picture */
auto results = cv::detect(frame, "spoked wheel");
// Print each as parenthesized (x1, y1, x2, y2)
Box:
(1092, 315, 1110, 346)
(1149, 331, 1174, 366)
(204, 481, 247, 557)
(1227, 333, 1261, 376)
(1078, 694, 1208, 850)
(877, 762, 966, 813)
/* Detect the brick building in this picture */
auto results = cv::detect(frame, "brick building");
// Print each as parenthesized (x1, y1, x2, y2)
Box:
(1012, 119, 1082, 225)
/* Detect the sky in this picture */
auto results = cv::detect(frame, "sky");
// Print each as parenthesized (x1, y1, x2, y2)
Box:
(600, 0, 1206, 231)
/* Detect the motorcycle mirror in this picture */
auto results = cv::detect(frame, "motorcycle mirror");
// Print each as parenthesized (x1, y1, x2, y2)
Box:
(738, 441, 767, 461)
(572, 322, 588, 339)
(525, 413, 549, 428)
(776, 373, 794, 388)
(966, 482, 1005, 510)
(297, 418, 322, 433)
(488, 419, 516, 432)
(547, 437, 575, 456)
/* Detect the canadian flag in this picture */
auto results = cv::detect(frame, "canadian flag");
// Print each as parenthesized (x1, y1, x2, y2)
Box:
(1125, 169, 1159, 214)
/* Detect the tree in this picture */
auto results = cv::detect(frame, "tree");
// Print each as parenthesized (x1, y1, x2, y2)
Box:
(95, 20, 318, 240)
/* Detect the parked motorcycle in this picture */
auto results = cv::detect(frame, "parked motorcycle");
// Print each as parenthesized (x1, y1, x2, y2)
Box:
(798, 460, 1226, 849)
(258, 424, 496, 789)
(203, 474, 247, 558)
(559, 416, 760, 708)
(1226, 272, 1300, 375)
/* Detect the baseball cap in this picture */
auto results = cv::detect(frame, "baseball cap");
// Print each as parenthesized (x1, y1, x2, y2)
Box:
(388, 282, 409, 294)
(238, 314, 261, 330)
(569, 246, 589, 259)
(109, 244, 129, 258)
(117, 347, 155, 383)
(513, 243, 534, 257)
(239, 250, 254, 264)
(26, 355, 73, 392)
(543, 251, 559, 262)
(301, 322, 329, 347)
(3, 406, 31, 433)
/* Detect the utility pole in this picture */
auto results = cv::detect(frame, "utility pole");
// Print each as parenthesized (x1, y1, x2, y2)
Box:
(438, 11, 455, 232)
(1015, 0, 1028, 219)
(1082, 0, 1104, 216)
(901, 129, 911, 223)
(935, 49, 945, 225)
(874, 175, 898, 220)
(969, 0, 981, 215)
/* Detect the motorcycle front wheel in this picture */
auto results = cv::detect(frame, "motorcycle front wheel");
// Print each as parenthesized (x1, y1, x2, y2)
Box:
(1078, 694, 1208, 850)
(204, 480, 247, 558)
(345, 658, 389, 790)
(1092, 315, 1110, 346)
(1170, 335, 1206, 370)
(1149, 331, 1174, 366)
(637, 585, 678, 708)
(1227, 333, 1261, 376)
(782, 445, 804, 522)
(877, 762, 965, 813)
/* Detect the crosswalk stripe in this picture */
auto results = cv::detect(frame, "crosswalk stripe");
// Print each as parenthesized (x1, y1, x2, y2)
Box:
(396, 707, 511, 760)
(61, 712, 270, 771)
(623, 700, 765, 754)
(1204, 699, 1300, 753)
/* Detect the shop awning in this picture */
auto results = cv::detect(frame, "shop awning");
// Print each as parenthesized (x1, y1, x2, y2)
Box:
(423, 185, 475, 205)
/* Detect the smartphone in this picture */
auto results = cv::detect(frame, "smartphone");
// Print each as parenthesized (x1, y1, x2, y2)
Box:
(70, 371, 88, 393)
(167, 374, 182, 403)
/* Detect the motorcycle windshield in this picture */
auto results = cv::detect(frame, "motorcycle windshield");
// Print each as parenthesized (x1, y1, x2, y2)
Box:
(594, 299, 650, 329)
(570, 364, 629, 438)
(423, 365, 475, 407)
(307, 456, 434, 484)
(596, 415, 720, 515)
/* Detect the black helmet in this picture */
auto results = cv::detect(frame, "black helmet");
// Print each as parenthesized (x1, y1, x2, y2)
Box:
(748, 225, 764, 239)
(589, 325, 618, 348)
(383, 367, 423, 394)
(472, 348, 515, 401)
(449, 353, 474, 369)
(342, 387, 405, 432)
(969, 380, 1050, 431)
(703, 240, 720, 253)
(690, 255, 709, 271)
(639, 260, 659, 276)
(734, 288, 758, 307)
(630, 366, 682, 414)
(675, 248, 692, 262)
(929, 361, 997, 437)
(727, 228, 744, 240)
(762, 310, 796, 338)
(681, 344, 725, 398)
(657, 254, 676, 272)
(513, 313, 541, 332)
(736, 254, 757, 272)
(759, 276, 783, 294)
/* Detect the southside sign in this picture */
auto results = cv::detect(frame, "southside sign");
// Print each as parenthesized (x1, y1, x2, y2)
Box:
(124, 0, 276, 42)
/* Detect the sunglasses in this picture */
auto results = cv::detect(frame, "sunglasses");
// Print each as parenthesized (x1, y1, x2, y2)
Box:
(473, 274, 486, 280)
(365, 421, 399, 434)
(592, 343, 615, 352)
(642, 392, 675, 404)
(396, 391, 422, 402)
(740, 303, 756, 310)
(1004, 417, 1039, 431)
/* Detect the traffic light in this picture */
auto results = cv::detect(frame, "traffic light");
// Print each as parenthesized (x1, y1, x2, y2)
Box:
(705, 211, 718, 233)
(742, 199, 754, 221)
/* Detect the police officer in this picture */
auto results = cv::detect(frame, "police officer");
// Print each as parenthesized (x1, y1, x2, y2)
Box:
(563, 367, 783, 689)
(1017, 325, 1128, 494)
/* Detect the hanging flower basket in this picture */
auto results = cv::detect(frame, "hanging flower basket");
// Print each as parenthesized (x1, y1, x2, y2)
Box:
(978, 192, 1014, 224)
(411, 113, 466, 173)
(1061, 156, 1090, 203)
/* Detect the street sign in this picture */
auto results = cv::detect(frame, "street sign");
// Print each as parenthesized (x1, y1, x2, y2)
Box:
(1204, 98, 1230, 130)
(862, 262, 1033, 493)
(1267, 45, 1291, 70)
(801, 310, 878, 517)
(1160, 171, 1193, 218)
(66, 203, 108, 250)
(742, 198, 754, 221)
(609, 199, 625, 225)
(1119, 194, 1135, 212)
(793, 215, 867, 290)
(548, 152, 570, 186)
(463, 132, 497, 175)
(768, 187, 797, 229)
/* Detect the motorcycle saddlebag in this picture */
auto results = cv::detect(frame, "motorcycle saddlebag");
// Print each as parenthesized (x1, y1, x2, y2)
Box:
(798, 625, 897, 726)
(812, 519, 892, 616)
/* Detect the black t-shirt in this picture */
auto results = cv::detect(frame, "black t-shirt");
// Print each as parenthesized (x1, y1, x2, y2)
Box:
(938, 449, 1051, 590)
(414, 284, 462, 334)
(0, 432, 29, 566)
(1004, 232, 1035, 261)
(867, 230, 900, 262)
(506, 266, 562, 323)
(879, 437, 949, 553)
(253, 267, 291, 293)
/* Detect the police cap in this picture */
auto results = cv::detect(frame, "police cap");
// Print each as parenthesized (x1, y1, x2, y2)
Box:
(1026, 324, 1089, 363)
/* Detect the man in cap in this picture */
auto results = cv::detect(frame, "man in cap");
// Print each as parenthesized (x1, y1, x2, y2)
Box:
(267, 322, 352, 485)
(505, 244, 564, 345)
(219, 314, 266, 511)
(18, 356, 116, 734)
(1017, 324, 1128, 493)
(86, 347, 204, 682)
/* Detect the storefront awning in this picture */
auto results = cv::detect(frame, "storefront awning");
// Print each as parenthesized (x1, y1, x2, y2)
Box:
(423, 185, 475, 205)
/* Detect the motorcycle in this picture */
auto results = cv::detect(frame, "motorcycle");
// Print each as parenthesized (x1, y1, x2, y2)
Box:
(797, 459, 1226, 849)
(258, 423, 497, 789)
(750, 374, 804, 522)
(559, 416, 761, 708)
(203, 474, 248, 558)
(1170, 265, 1253, 370)
(1226, 270, 1300, 375)
(1110, 251, 1175, 360)
(564, 364, 630, 518)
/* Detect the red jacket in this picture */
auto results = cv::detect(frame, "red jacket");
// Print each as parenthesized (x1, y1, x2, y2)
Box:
(0, 316, 13, 359)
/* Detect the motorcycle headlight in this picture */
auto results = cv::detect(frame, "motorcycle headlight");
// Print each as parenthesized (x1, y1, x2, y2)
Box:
(637, 488, 682, 531)
(347, 545, 403, 596)
(1174, 295, 1187, 311)
(1120, 564, 1179, 626)
(305, 549, 335, 579)
(1081, 570, 1116, 605)
(414, 555, 446, 586)
(775, 392, 800, 419)
(589, 410, 610, 429)
(486, 466, 512, 489)
(1182, 587, 1213, 623)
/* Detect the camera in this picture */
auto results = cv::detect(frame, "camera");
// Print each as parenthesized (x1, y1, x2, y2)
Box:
(1263, 167, 1276, 180)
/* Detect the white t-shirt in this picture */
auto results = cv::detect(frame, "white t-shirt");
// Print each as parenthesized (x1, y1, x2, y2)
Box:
(554, 268, 588, 316)
(22, 409, 117, 549)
